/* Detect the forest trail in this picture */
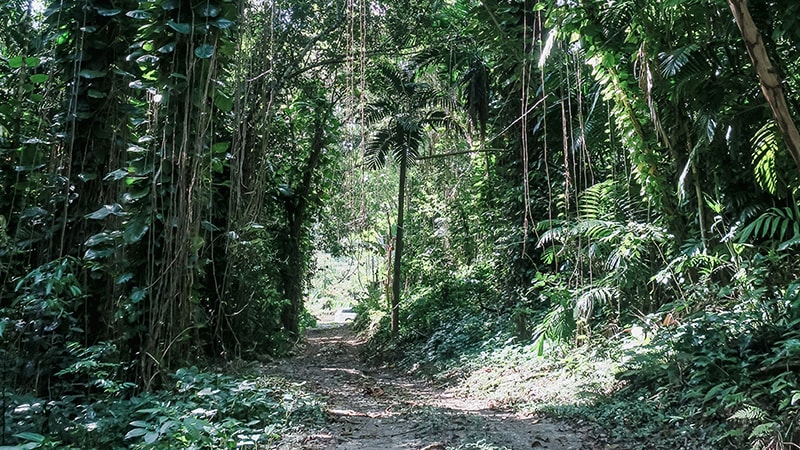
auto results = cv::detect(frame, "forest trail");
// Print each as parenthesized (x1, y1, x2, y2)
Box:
(269, 324, 591, 450)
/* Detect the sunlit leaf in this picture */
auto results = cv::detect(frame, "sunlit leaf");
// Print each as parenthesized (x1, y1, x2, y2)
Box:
(79, 69, 106, 79)
(126, 9, 152, 19)
(212, 18, 234, 29)
(29, 74, 48, 84)
(85, 204, 124, 220)
(125, 428, 147, 439)
(157, 42, 176, 53)
(96, 7, 122, 16)
(7, 56, 23, 68)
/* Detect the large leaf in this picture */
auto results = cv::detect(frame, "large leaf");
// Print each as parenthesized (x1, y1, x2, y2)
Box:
(194, 44, 215, 59)
(85, 204, 124, 220)
(123, 219, 149, 244)
(167, 20, 192, 34)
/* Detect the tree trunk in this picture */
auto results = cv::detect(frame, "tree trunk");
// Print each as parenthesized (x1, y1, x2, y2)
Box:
(280, 109, 327, 338)
(391, 150, 407, 336)
(728, 0, 800, 171)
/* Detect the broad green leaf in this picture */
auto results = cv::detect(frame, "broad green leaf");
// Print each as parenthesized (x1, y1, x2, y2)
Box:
(79, 69, 106, 79)
(125, 428, 147, 439)
(7, 56, 23, 68)
(123, 220, 149, 244)
(200, 3, 220, 16)
(144, 432, 159, 444)
(85, 232, 116, 247)
(104, 168, 128, 181)
(160, 0, 179, 10)
(96, 7, 122, 16)
(29, 74, 48, 84)
(157, 42, 176, 53)
(116, 273, 134, 284)
(13, 432, 45, 443)
(122, 186, 150, 203)
(25, 57, 41, 67)
(131, 287, 147, 303)
(85, 204, 124, 220)
(126, 9, 152, 19)
(211, 142, 230, 154)
(212, 18, 234, 29)
(84, 247, 115, 260)
(214, 92, 232, 111)
(194, 44, 215, 59)
(167, 20, 192, 34)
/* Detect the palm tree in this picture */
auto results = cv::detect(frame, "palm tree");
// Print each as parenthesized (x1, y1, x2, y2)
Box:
(365, 62, 456, 335)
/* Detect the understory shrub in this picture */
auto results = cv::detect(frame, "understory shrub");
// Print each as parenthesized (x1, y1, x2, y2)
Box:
(2, 366, 323, 449)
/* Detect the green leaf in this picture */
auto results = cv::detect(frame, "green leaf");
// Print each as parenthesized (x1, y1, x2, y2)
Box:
(131, 287, 147, 303)
(104, 169, 128, 181)
(85, 247, 116, 260)
(123, 220, 149, 244)
(13, 432, 46, 443)
(194, 44, 215, 59)
(116, 273, 134, 284)
(126, 9, 152, 19)
(7, 56, 23, 68)
(200, 3, 220, 16)
(213, 92, 232, 111)
(85, 204, 124, 220)
(122, 186, 150, 203)
(85, 232, 116, 247)
(144, 432, 159, 444)
(211, 142, 230, 154)
(167, 20, 192, 34)
(212, 18, 234, 29)
(160, 0, 179, 10)
(29, 74, 48, 84)
(125, 428, 147, 439)
(87, 89, 106, 98)
(25, 57, 41, 67)
(96, 7, 122, 16)
(157, 42, 176, 53)
(79, 69, 106, 79)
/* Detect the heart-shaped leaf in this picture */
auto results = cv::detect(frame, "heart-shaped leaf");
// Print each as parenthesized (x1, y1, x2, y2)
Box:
(194, 44, 215, 59)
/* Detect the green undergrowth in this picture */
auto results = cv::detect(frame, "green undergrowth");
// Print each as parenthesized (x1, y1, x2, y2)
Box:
(2, 366, 324, 449)
(358, 281, 800, 449)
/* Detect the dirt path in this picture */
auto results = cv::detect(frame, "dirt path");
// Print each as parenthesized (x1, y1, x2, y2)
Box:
(269, 324, 590, 450)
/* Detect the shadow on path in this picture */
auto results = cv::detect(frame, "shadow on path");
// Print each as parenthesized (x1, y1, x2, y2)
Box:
(269, 325, 591, 450)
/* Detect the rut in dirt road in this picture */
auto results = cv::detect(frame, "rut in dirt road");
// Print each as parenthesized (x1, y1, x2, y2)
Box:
(270, 324, 591, 450)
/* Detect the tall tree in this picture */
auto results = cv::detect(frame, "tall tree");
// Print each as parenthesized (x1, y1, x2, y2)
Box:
(727, 0, 800, 171)
(365, 63, 456, 334)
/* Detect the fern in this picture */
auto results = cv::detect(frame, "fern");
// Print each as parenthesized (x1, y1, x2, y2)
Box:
(730, 405, 768, 421)
(748, 422, 778, 440)
(738, 207, 800, 246)
(752, 121, 786, 197)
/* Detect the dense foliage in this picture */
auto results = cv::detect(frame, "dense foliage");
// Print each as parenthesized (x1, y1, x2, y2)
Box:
(2, 0, 800, 447)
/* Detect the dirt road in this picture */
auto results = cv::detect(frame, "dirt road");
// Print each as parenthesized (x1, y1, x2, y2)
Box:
(269, 324, 590, 450)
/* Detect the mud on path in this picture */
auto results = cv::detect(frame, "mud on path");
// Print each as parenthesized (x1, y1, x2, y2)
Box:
(268, 324, 591, 450)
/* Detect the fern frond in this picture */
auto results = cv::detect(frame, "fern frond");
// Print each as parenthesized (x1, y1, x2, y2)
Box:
(752, 121, 787, 197)
(730, 405, 768, 421)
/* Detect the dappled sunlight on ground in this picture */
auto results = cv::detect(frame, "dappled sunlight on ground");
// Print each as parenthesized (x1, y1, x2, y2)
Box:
(266, 325, 594, 450)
